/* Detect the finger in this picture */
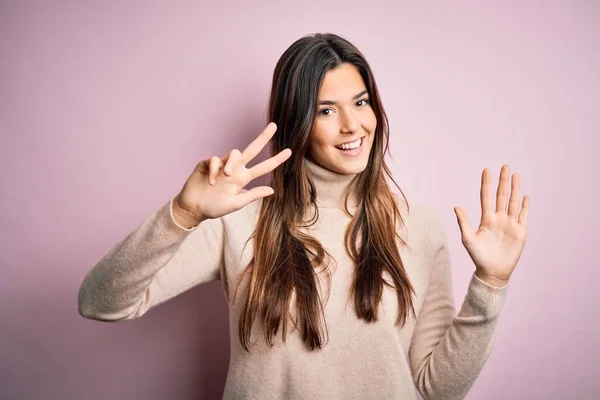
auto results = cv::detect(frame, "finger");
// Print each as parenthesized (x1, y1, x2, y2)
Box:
(495, 165, 510, 214)
(220, 152, 230, 165)
(241, 122, 278, 164)
(507, 173, 521, 219)
(208, 156, 221, 185)
(232, 186, 275, 209)
(248, 148, 292, 181)
(518, 195, 530, 229)
(480, 168, 493, 216)
(454, 207, 475, 246)
(224, 149, 242, 176)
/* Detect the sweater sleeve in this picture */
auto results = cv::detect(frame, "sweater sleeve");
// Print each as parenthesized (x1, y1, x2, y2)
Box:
(409, 212, 508, 400)
(78, 198, 224, 321)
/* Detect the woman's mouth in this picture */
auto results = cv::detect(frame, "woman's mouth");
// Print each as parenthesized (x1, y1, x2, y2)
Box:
(335, 137, 364, 156)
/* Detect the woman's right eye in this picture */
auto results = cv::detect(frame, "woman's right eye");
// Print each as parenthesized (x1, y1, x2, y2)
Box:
(318, 108, 334, 116)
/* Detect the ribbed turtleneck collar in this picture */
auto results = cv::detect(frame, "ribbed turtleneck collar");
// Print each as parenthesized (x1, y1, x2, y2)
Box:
(303, 157, 359, 209)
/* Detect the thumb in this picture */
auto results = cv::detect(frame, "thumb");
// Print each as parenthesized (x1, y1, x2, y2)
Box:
(233, 186, 275, 209)
(454, 207, 474, 246)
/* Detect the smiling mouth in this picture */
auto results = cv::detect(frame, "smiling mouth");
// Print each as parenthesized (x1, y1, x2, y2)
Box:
(335, 137, 364, 151)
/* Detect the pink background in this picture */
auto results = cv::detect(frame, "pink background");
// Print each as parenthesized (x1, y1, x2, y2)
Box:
(1, 1, 597, 399)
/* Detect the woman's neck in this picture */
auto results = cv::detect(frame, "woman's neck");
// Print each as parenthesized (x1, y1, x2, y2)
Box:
(303, 157, 359, 209)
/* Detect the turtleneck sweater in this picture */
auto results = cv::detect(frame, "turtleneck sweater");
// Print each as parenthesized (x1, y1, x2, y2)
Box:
(78, 157, 508, 400)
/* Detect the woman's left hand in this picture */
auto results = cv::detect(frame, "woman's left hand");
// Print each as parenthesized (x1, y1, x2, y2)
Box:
(453, 165, 530, 288)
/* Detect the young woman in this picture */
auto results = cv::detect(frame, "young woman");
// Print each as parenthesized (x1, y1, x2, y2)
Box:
(78, 33, 530, 399)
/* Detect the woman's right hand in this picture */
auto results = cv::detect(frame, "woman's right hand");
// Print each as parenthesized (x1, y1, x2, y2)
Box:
(172, 122, 291, 228)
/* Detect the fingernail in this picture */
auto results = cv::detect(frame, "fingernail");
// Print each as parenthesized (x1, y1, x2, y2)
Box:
(210, 177, 215, 185)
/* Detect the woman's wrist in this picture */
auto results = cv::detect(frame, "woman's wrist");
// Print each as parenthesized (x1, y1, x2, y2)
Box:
(172, 196, 204, 229)
(474, 270, 510, 288)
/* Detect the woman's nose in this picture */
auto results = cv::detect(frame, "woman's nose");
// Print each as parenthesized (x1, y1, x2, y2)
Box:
(340, 109, 360, 133)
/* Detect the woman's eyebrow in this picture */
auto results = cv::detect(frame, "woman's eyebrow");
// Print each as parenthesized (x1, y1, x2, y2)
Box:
(318, 89, 368, 105)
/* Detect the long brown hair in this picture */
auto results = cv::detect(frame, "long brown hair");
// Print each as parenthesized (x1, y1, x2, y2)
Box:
(236, 33, 414, 351)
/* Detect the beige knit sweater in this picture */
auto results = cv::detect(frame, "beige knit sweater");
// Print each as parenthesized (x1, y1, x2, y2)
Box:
(78, 158, 508, 400)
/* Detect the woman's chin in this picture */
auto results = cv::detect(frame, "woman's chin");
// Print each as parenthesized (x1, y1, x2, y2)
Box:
(330, 157, 369, 175)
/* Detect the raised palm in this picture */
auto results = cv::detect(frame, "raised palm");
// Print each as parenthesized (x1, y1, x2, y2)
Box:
(454, 165, 530, 287)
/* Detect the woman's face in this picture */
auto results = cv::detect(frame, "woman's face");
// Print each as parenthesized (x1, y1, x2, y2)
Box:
(307, 63, 377, 175)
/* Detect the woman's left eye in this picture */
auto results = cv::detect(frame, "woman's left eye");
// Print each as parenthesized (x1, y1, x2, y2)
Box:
(356, 99, 369, 107)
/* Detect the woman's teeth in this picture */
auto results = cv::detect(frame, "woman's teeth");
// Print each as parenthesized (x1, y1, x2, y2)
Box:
(336, 138, 361, 150)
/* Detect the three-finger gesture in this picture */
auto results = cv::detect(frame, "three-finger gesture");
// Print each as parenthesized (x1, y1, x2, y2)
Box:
(173, 123, 291, 228)
(454, 165, 530, 287)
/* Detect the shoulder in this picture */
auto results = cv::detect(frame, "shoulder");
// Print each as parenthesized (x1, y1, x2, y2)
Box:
(393, 194, 447, 253)
(392, 193, 440, 229)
